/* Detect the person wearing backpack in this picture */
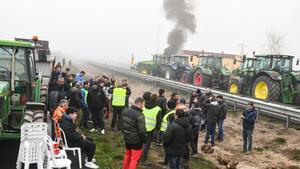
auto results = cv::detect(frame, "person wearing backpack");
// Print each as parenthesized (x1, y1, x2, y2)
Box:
(189, 102, 205, 155)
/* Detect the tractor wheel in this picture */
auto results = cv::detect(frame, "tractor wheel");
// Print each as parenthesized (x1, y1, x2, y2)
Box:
(164, 67, 176, 80)
(251, 75, 280, 102)
(40, 86, 48, 104)
(139, 66, 150, 75)
(220, 76, 230, 90)
(193, 70, 211, 87)
(293, 83, 300, 106)
(229, 79, 241, 94)
(180, 72, 190, 84)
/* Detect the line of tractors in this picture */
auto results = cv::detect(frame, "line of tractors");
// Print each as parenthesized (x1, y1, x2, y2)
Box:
(131, 52, 300, 106)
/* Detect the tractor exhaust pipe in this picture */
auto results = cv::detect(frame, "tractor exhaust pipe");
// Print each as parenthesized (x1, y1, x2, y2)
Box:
(11, 48, 16, 92)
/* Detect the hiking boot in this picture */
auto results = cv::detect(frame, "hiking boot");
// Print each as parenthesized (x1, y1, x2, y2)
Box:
(85, 161, 99, 169)
(89, 128, 97, 133)
(101, 129, 105, 135)
(85, 158, 96, 163)
(158, 161, 168, 166)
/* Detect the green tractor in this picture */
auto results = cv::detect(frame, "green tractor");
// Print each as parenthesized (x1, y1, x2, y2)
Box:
(132, 54, 166, 75)
(229, 54, 300, 105)
(192, 55, 231, 90)
(157, 55, 195, 82)
(0, 39, 47, 140)
(229, 56, 257, 94)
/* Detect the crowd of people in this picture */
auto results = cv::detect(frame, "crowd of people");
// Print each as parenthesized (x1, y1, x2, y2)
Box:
(47, 63, 257, 169)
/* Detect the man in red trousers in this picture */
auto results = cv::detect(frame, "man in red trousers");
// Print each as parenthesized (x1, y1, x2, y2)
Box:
(121, 97, 147, 169)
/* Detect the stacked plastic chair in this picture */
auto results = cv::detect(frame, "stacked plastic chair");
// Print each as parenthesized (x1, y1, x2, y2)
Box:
(16, 122, 48, 169)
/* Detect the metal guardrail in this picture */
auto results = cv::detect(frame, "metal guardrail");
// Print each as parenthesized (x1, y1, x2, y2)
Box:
(95, 63, 300, 128)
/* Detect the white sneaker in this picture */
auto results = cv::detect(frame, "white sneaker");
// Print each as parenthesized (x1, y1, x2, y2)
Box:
(101, 129, 105, 135)
(89, 128, 97, 132)
(85, 158, 96, 163)
(85, 161, 99, 169)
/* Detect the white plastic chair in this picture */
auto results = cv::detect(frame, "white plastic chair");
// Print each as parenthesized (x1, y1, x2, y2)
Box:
(59, 127, 82, 168)
(16, 122, 48, 169)
(45, 135, 71, 169)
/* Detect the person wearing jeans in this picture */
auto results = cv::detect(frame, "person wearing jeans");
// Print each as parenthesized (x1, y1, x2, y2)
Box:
(163, 109, 192, 169)
(122, 97, 147, 169)
(203, 97, 220, 146)
(241, 102, 257, 153)
(217, 95, 227, 142)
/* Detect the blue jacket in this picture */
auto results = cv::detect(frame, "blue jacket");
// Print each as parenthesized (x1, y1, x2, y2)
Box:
(242, 108, 257, 130)
(75, 73, 84, 82)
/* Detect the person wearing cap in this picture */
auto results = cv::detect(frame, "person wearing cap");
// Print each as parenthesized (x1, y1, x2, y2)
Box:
(163, 109, 192, 169)
(140, 93, 162, 165)
(87, 81, 106, 134)
(75, 70, 86, 82)
(241, 102, 257, 153)
(59, 107, 99, 169)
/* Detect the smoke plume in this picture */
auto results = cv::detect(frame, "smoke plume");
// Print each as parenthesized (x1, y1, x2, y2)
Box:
(163, 0, 197, 56)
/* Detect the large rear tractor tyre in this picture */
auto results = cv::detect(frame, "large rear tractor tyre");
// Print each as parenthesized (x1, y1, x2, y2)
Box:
(40, 86, 48, 104)
(138, 66, 150, 75)
(193, 70, 211, 87)
(220, 76, 230, 90)
(229, 79, 241, 94)
(251, 76, 280, 102)
(293, 83, 300, 106)
(180, 72, 190, 84)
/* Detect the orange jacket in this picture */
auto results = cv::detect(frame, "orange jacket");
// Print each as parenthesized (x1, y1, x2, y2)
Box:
(53, 106, 65, 122)
(52, 106, 65, 139)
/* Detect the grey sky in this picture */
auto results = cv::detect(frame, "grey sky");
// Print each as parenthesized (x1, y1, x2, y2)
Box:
(1, 0, 299, 65)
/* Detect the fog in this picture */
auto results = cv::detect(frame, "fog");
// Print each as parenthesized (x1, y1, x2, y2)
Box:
(1, 0, 299, 68)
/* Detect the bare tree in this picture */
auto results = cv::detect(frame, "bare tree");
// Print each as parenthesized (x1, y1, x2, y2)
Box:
(265, 32, 286, 54)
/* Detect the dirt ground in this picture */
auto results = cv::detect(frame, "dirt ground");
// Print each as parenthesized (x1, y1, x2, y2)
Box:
(76, 61, 300, 169)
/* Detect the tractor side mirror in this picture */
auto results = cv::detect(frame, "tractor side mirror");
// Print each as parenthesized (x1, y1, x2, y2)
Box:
(242, 55, 246, 62)
(190, 56, 193, 62)
(297, 59, 299, 66)
(233, 58, 237, 65)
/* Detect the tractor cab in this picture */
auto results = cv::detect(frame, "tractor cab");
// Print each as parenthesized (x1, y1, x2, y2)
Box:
(0, 39, 42, 140)
(255, 55, 293, 72)
(200, 55, 223, 70)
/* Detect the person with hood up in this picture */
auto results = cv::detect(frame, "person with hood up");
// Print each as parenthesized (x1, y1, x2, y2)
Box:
(140, 93, 162, 165)
(163, 109, 192, 169)
(87, 81, 106, 134)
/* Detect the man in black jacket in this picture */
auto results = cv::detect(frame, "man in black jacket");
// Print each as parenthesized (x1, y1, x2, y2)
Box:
(122, 97, 147, 169)
(59, 107, 98, 169)
(203, 97, 220, 146)
(68, 82, 83, 110)
(87, 81, 106, 134)
(122, 79, 132, 109)
(156, 89, 167, 146)
(216, 95, 227, 142)
(163, 109, 192, 169)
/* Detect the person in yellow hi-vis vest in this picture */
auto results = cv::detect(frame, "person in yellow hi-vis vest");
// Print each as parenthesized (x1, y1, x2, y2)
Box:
(108, 82, 128, 131)
(140, 92, 162, 165)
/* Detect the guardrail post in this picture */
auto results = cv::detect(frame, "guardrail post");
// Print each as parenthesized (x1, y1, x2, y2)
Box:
(256, 108, 259, 120)
(286, 115, 290, 129)
(233, 102, 237, 112)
